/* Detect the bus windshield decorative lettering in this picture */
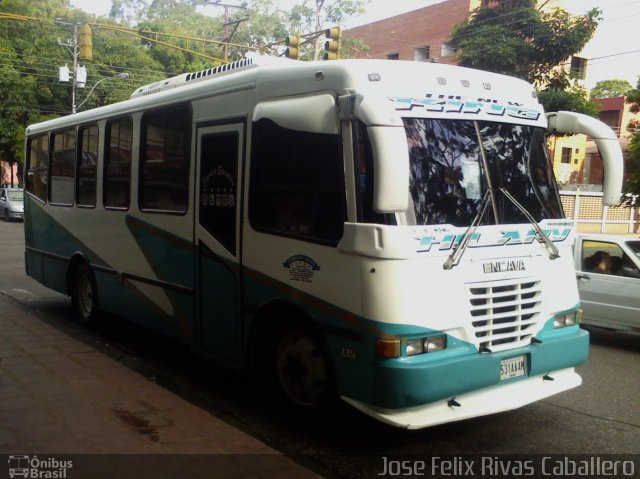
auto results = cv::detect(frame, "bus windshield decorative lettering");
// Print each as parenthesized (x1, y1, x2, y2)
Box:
(390, 94, 541, 121)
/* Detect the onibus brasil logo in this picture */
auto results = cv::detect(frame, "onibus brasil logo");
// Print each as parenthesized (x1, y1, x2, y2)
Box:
(8, 455, 73, 478)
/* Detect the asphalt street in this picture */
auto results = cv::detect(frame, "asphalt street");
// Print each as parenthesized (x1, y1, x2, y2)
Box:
(0, 220, 638, 478)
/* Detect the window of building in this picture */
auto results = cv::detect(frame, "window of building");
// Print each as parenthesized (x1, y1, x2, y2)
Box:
(249, 119, 346, 244)
(570, 56, 587, 80)
(598, 110, 620, 134)
(140, 105, 190, 213)
(387, 52, 399, 60)
(441, 42, 456, 57)
(51, 128, 76, 205)
(414, 46, 430, 62)
(26, 134, 49, 202)
(104, 117, 132, 209)
(77, 124, 99, 207)
(561, 147, 572, 164)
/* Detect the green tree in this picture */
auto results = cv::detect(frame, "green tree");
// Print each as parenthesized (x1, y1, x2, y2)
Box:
(450, 0, 600, 114)
(0, 0, 371, 184)
(622, 86, 640, 202)
(0, 0, 170, 179)
(590, 79, 633, 99)
(537, 85, 599, 118)
(109, 0, 149, 24)
(0, 0, 75, 172)
(220, 0, 289, 58)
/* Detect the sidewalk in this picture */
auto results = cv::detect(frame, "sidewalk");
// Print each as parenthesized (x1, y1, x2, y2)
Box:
(0, 293, 320, 478)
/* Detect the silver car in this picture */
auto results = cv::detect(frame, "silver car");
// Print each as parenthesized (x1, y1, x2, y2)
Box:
(574, 233, 640, 332)
(0, 187, 24, 221)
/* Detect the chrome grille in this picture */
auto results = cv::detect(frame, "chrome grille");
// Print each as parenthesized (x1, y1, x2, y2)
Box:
(466, 279, 542, 352)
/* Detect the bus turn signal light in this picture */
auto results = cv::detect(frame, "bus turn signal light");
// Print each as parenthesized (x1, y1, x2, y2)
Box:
(376, 339, 401, 358)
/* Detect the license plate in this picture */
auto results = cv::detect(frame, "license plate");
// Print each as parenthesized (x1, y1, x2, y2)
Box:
(500, 355, 527, 380)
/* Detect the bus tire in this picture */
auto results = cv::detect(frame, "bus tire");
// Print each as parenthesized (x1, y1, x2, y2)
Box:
(272, 325, 333, 408)
(71, 263, 100, 326)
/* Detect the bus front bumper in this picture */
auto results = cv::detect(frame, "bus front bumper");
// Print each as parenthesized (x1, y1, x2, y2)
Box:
(341, 367, 581, 429)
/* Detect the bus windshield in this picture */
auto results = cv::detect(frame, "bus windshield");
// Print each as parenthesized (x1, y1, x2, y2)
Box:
(404, 118, 563, 227)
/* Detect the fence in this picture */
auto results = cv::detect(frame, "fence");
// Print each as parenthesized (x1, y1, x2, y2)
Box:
(560, 190, 640, 234)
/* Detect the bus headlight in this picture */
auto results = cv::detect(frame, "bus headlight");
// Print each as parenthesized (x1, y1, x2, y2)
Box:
(554, 310, 580, 328)
(376, 335, 447, 358)
(406, 335, 447, 356)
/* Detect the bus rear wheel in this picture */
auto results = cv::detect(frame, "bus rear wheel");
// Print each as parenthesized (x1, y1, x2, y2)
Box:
(71, 264, 99, 326)
(274, 329, 331, 407)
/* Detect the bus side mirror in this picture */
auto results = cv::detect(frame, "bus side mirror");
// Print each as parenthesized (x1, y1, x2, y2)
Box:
(368, 126, 409, 213)
(547, 111, 624, 206)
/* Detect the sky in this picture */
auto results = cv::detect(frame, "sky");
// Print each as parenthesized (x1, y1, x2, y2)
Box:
(69, 0, 640, 89)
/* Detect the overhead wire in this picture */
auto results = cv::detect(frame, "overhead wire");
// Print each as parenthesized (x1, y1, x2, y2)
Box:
(0, 0, 636, 93)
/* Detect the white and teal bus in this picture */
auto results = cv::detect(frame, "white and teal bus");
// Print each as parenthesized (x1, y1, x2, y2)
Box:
(24, 56, 623, 429)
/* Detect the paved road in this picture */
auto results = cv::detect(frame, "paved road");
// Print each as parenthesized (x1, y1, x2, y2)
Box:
(1, 220, 638, 478)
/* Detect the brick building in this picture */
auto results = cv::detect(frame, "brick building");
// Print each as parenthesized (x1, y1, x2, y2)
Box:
(344, 0, 480, 63)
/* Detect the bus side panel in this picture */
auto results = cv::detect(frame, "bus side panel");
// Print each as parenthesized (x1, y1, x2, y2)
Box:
(25, 249, 44, 285)
(24, 197, 78, 294)
(25, 195, 197, 344)
(93, 270, 196, 343)
(42, 256, 68, 295)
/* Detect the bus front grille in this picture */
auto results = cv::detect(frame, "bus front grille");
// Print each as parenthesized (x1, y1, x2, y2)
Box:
(466, 279, 542, 352)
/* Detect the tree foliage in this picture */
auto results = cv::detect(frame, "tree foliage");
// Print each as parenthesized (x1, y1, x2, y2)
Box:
(537, 85, 599, 118)
(450, 0, 601, 114)
(590, 79, 634, 99)
(623, 88, 640, 201)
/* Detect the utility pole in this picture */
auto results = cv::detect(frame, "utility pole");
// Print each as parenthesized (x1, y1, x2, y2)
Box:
(205, 1, 247, 62)
(56, 20, 80, 113)
(57, 21, 92, 113)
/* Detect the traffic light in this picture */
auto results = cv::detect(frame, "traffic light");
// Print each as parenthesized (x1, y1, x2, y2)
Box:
(79, 23, 93, 61)
(285, 34, 301, 60)
(323, 27, 341, 60)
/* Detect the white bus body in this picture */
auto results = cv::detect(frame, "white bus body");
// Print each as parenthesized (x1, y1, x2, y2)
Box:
(24, 57, 623, 429)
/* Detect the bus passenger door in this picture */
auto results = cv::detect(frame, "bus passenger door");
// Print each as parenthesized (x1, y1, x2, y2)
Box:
(194, 123, 244, 366)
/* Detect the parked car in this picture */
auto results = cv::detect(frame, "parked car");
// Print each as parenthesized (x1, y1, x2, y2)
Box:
(0, 187, 24, 221)
(573, 233, 640, 332)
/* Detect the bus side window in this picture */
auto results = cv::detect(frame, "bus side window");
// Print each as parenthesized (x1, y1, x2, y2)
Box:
(104, 117, 133, 209)
(140, 104, 190, 213)
(249, 118, 346, 244)
(77, 124, 98, 207)
(26, 134, 49, 202)
(51, 128, 76, 206)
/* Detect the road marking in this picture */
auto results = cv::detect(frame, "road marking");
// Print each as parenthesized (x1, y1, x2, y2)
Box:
(10, 288, 35, 296)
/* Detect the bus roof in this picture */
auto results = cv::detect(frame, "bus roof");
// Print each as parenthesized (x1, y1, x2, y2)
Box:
(26, 57, 542, 135)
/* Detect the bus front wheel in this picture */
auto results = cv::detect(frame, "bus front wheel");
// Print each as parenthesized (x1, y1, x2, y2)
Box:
(71, 264, 99, 326)
(274, 328, 331, 408)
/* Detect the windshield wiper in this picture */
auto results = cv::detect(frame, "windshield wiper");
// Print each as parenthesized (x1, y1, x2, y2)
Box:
(443, 190, 491, 270)
(499, 187, 559, 260)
